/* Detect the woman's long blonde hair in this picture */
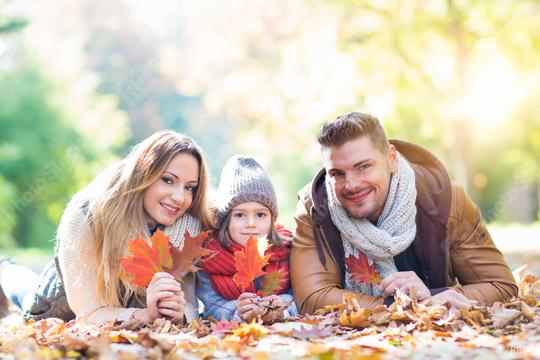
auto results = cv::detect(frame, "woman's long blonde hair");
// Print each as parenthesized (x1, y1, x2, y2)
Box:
(83, 131, 213, 306)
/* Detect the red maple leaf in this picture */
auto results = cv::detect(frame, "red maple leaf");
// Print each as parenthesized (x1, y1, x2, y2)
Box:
(169, 230, 212, 279)
(233, 236, 269, 292)
(121, 230, 212, 286)
(345, 253, 382, 285)
(120, 229, 172, 287)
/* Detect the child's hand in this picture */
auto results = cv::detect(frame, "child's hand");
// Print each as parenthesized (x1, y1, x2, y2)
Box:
(237, 292, 264, 321)
(259, 295, 285, 322)
(261, 294, 280, 305)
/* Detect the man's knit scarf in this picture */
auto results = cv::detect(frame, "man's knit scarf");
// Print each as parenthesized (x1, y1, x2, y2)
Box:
(325, 152, 417, 296)
(199, 231, 291, 300)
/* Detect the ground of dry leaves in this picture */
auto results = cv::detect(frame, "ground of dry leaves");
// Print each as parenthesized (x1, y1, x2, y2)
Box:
(0, 271, 539, 359)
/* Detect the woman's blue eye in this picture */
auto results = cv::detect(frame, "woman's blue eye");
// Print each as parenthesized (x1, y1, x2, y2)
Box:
(186, 185, 197, 193)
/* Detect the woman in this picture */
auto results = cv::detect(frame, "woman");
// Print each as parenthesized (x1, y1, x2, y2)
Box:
(0, 131, 213, 325)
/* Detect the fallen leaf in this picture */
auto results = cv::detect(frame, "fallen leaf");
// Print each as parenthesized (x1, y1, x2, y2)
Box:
(369, 306, 392, 325)
(211, 320, 239, 333)
(340, 308, 372, 328)
(492, 307, 521, 329)
(345, 253, 382, 285)
(519, 274, 540, 298)
(315, 303, 345, 315)
(459, 308, 490, 329)
(229, 320, 269, 343)
(434, 331, 452, 338)
(520, 301, 535, 320)
(292, 325, 333, 340)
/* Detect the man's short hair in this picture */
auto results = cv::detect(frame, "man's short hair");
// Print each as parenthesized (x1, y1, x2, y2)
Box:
(317, 112, 390, 153)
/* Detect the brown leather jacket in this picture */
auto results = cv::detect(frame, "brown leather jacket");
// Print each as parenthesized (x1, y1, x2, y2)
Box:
(291, 140, 517, 314)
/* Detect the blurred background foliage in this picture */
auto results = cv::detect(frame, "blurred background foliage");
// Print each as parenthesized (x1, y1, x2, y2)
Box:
(1, 0, 540, 251)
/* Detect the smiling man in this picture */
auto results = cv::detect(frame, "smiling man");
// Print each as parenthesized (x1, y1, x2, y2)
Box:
(291, 112, 517, 313)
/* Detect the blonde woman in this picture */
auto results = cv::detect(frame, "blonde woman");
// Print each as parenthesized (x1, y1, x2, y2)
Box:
(0, 131, 214, 325)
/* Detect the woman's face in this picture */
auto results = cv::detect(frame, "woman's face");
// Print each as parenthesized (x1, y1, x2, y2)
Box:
(143, 153, 199, 228)
(227, 201, 272, 247)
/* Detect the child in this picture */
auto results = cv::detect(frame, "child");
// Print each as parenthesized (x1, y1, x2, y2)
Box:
(0, 131, 214, 325)
(197, 155, 298, 322)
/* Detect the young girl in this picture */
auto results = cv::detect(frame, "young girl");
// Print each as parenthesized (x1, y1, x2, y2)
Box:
(0, 131, 213, 325)
(197, 155, 298, 322)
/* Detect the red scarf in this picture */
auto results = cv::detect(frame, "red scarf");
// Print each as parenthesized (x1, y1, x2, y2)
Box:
(199, 226, 292, 301)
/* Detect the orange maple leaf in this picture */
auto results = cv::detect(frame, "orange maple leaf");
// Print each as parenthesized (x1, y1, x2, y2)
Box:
(169, 230, 212, 279)
(153, 229, 173, 269)
(120, 257, 156, 287)
(345, 253, 382, 285)
(120, 229, 172, 287)
(233, 236, 269, 292)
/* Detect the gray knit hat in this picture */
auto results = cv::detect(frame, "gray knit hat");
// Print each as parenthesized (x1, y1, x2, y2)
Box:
(215, 155, 278, 224)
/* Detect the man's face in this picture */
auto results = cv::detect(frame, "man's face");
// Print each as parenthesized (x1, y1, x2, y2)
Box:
(321, 136, 397, 223)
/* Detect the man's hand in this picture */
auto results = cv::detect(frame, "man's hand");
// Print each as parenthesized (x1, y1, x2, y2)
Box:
(427, 289, 476, 309)
(380, 271, 431, 300)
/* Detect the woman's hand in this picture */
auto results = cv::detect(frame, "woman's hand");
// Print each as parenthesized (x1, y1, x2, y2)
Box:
(146, 272, 183, 322)
(237, 292, 264, 321)
(157, 288, 186, 320)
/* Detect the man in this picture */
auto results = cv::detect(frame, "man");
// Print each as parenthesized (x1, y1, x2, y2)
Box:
(291, 112, 517, 313)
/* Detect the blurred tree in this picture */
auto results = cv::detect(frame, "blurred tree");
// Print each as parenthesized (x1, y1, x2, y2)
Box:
(324, 0, 540, 220)
(172, 0, 540, 223)
(24, 0, 201, 148)
(0, 64, 93, 247)
(0, 0, 27, 34)
(3, 0, 540, 228)
(0, 17, 26, 34)
(0, 1, 28, 247)
(0, 2, 130, 248)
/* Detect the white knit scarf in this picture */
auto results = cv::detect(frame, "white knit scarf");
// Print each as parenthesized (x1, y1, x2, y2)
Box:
(325, 152, 417, 296)
(162, 213, 202, 247)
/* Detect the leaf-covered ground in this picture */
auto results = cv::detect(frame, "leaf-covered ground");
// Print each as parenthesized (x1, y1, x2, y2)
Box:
(1, 271, 539, 359)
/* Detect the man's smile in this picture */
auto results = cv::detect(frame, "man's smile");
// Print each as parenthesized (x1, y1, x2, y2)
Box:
(345, 188, 374, 203)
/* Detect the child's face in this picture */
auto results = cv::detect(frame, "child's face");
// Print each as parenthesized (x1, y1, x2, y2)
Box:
(228, 202, 272, 246)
